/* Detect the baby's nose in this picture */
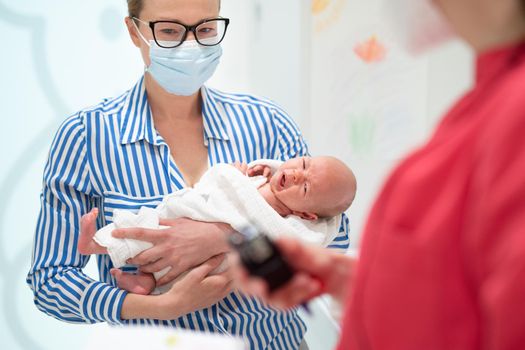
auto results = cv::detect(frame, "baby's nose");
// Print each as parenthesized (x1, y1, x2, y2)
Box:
(292, 169, 304, 183)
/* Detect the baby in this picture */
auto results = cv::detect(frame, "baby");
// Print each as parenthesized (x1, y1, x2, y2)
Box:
(238, 156, 356, 221)
(78, 156, 356, 295)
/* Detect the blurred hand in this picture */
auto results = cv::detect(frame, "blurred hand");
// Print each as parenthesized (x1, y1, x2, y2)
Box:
(234, 237, 356, 310)
(112, 218, 232, 286)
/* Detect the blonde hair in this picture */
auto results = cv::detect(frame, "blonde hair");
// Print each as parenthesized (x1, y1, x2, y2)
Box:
(126, 0, 221, 18)
(127, 0, 143, 18)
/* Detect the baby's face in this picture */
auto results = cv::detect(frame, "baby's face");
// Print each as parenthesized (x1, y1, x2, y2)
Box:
(269, 156, 355, 218)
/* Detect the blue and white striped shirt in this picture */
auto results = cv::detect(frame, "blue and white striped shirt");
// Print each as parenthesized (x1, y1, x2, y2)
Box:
(27, 76, 350, 349)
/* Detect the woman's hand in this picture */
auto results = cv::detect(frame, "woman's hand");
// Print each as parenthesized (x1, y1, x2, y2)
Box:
(112, 218, 232, 286)
(235, 237, 356, 309)
(121, 254, 233, 320)
(161, 254, 234, 317)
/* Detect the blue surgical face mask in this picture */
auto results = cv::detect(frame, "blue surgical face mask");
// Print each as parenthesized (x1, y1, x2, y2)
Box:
(134, 21, 223, 96)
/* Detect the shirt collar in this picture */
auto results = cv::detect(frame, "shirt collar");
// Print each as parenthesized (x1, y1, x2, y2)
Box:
(201, 86, 230, 141)
(119, 78, 230, 145)
(119, 77, 155, 145)
(476, 39, 525, 85)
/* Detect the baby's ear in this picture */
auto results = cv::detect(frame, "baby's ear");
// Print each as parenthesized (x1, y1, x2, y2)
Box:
(297, 212, 318, 221)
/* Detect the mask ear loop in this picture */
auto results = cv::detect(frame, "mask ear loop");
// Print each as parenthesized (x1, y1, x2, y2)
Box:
(131, 18, 152, 72)
(131, 18, 152, 47)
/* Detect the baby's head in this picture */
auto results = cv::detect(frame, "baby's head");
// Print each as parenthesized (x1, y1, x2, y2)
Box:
(269, 156, 356, 220)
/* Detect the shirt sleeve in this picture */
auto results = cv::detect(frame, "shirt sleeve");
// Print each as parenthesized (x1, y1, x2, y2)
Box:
(26, 114, 128, 324)
(468, 109, 525, 349)
(271, 108, 350, 252)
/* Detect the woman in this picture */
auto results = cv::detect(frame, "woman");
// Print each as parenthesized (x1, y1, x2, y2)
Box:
(26, 0, 350, 349)
(240, 0, 525, 349)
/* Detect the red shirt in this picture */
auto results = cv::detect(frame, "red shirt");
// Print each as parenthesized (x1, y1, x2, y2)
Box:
(339, 41, 525, 350)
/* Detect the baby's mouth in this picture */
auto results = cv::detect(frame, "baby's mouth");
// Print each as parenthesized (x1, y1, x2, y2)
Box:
(279, 173, 286, 190)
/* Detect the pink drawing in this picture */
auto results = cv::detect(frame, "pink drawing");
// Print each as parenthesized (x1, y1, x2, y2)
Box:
(354, 36, 387, 63)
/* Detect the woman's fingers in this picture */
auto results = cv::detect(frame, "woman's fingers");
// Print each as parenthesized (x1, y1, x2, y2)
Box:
(159, 218, 178, 227)
(139, 257, 169, 274)
(201, 273, 234, 297)
(127, 248, 162, 266)
(192, 254, 227, 280)
(158, 217, 194, 227)
(157, 269, 184, 286)
(161, 256, 234, 316)
(159, 254, 225, 287)
(112, 227, 163, 242)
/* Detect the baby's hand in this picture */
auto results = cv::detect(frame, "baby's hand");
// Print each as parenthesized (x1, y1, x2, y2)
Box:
(232, 161, 249, 175)
(248, 164, 272, 179)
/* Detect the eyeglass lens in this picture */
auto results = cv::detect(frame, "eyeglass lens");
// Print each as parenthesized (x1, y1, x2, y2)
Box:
(154, 20, 227, 48)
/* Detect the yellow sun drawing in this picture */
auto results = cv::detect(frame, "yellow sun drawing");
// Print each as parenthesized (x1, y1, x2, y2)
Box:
(312, 0, 331, 15)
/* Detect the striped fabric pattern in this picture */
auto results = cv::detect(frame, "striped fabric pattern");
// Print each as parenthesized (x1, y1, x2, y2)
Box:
(27, 76, 350, 349)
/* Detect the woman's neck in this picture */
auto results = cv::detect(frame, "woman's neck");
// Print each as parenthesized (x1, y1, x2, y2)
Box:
(446, 1, 525, 53)
(258, 183, 292, 217)
(145, 73, 202, 121)
(473, 18, 525, 54)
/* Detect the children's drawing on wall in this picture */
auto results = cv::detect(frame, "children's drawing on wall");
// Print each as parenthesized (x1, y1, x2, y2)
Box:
(309, 0, 428, 162)
(312, 0, 348, 33)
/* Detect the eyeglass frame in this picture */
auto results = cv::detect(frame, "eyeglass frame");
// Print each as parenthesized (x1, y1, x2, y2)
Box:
(132, 16, 230, 48)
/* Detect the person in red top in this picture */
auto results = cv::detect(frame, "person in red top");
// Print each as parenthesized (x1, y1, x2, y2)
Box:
(237, 0, 525, 349)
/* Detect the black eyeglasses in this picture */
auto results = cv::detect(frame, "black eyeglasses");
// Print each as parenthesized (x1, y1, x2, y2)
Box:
(133, 17, 230, 48)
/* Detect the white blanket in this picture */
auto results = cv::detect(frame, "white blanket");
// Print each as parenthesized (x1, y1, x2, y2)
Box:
(94, 161, 341, 293)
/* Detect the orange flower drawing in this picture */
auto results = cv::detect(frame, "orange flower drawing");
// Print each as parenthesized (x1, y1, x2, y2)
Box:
(354, 36, 387, 63)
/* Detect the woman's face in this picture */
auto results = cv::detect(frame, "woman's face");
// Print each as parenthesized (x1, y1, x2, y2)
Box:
(126, 0, 220, 66)
(431, 0, 525, 50)
(430, 0, 474, 36)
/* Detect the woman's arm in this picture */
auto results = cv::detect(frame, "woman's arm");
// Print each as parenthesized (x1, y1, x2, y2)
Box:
(27, 114, 232, 323)
(26, 114, 127, 324)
